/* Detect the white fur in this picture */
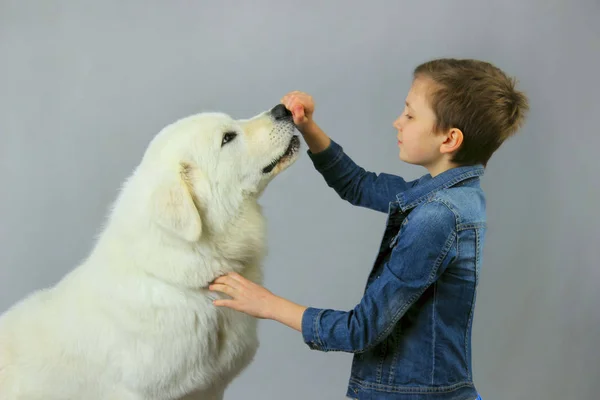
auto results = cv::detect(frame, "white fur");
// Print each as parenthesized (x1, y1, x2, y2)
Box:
(0, 106, 300, 399)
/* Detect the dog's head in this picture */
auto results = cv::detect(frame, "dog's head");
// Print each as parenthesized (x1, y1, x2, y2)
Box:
(140, 104, 300, 242)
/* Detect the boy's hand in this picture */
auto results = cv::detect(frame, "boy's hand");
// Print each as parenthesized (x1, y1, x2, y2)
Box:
(209, 272, 276, 319)
(209, 271, 307, 332)
(281, 91, 315, 130)
(281, 90, 331, 154)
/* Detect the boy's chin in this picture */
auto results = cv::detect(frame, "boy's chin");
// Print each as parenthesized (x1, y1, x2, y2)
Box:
(398, 151, 416, 164)
(398, 153, 432, 170)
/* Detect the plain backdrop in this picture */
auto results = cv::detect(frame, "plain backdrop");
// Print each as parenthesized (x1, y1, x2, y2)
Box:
(1, 1, 599, 399)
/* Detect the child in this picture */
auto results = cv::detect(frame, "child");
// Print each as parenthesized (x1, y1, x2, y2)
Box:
(209, 58, 529, 400)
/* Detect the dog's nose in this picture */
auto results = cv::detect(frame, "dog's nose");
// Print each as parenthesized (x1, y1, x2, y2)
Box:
(271, 104, 292, 121)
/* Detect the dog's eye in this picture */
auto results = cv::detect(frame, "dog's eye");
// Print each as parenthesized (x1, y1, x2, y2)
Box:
(221, 131, 237, 147)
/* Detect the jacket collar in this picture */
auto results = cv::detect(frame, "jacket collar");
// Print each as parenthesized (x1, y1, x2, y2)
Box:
(396, 164, 484, 211)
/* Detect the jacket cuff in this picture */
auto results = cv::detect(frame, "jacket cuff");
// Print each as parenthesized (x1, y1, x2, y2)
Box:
(306, 139, 345, 172)
(301, 307, 325, 350)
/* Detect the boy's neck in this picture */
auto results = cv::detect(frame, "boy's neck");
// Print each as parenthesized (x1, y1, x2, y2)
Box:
(425, 158, 461, 178)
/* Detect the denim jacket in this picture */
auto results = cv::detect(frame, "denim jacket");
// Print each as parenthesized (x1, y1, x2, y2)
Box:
(301, 139, 486, 400)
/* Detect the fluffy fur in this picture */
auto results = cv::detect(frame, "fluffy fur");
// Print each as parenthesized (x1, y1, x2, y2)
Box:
(0, 105, 300, 399)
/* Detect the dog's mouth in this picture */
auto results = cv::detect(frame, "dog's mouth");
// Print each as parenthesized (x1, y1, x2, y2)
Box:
(262, 135, 300, 174)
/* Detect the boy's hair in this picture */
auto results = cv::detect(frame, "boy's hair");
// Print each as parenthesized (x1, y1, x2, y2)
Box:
(413, 58, 529, 167)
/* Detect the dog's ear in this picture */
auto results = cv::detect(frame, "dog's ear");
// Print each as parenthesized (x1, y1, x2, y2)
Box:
(152, 163, 202, 242)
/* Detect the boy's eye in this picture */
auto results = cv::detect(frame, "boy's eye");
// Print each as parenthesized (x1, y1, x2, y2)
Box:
(405, 114, 413, 120)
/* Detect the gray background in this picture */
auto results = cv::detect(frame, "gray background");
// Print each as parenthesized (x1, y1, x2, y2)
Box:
(1, 0, 598, 399)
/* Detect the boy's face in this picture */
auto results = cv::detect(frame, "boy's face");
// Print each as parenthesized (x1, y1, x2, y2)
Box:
(393, 77, 447, 172)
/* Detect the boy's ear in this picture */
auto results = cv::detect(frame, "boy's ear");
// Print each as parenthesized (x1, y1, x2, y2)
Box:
(151, 162, 202, 242)
(440, 127, 463, 154)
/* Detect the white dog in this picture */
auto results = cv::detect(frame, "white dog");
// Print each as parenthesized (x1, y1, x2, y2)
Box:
(0, 104, 300, 399)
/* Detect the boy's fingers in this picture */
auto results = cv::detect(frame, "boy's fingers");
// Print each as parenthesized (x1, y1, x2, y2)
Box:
(227, 271, 243, 280)
(281, 92, 310, 122)
(293, 104, 305, 121)
(226, 272, 250, 288)
(213, 299, 236, 309)
(208, 283, 233, 295)
(214, 274, 243, 289)
(211, 275, 232, 286)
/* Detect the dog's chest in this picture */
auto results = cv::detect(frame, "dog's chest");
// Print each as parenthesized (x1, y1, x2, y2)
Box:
(124, 292, 259, 395)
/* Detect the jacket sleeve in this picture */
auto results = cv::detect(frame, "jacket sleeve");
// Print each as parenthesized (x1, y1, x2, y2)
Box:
(307, 139, 419, 213)
(300, 200, 457, 353)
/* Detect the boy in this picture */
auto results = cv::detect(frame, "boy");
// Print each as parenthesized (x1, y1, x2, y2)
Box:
(209, 58, 529, 399)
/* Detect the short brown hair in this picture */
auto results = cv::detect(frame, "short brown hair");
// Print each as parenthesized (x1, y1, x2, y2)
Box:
(413, 58, 529, 167)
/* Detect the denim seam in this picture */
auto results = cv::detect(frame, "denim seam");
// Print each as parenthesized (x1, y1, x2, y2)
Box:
(433, 197, 462, 226)
(349, 377, 474, 394)
(398, 169, 483, 211)
(314, 309, 326, 349)
(466, 228, 481, 379)
(388, 334, 398, 385)
(457, 222, 487, 231)
(376, 337, 385, 384)
(456, 224, 461, 260)
(431, 281, 437, 385)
